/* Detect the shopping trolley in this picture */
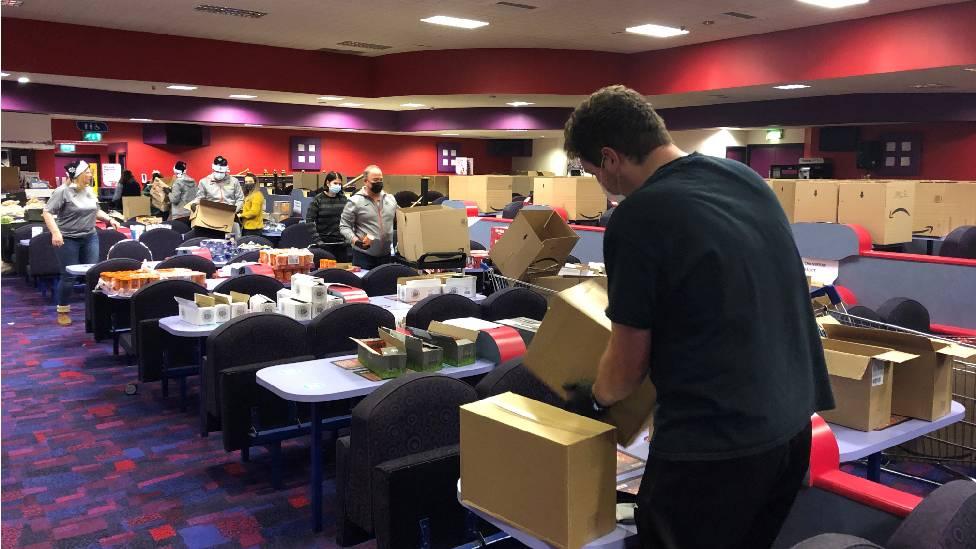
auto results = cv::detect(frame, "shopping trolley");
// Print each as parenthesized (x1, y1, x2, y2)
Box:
(812, 285, 976, 479)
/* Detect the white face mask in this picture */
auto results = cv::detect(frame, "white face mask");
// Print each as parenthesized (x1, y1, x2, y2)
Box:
(213, 171, 227, 181)
(328, 183, 342, 195)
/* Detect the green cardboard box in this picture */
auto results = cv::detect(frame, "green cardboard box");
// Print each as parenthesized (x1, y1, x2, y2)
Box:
(408, 327, 476, 367)
(379, 327, 444, 372)
(353, 337, 407, 379)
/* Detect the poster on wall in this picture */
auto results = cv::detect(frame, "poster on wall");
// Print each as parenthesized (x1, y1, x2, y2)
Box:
(437, 143, 460, 174)
(454, 157, 473, 175)
(290, 136, 322, 171)
(102, 163, 122, 188)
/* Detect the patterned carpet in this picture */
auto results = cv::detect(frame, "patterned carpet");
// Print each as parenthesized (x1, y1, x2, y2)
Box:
(1, 274, 972, 548)
(1, 275, 373, 549)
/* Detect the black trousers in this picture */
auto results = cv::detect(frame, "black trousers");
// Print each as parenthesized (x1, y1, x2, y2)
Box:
(352, 250, 391, 270)
(636, 423, 811, 549)
(240, 228, 265, 236)
(317, 242, 351, 263)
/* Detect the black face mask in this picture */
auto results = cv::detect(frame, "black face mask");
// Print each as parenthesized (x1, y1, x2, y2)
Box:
(369, 181, 384, 194)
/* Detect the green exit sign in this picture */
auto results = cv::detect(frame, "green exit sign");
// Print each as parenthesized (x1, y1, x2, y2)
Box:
(82, 132, 102, 142)
(59, 143, 76, 153)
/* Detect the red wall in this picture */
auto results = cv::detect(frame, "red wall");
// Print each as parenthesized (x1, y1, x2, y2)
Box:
(804, 122, 976, 180)
(40, 120, 514, 185)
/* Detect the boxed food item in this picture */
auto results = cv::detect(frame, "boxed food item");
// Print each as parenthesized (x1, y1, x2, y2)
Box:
(248, 294, 277, 313)
(291, 273, 329, 303)
(460, 392, 616, 548)
(97, 269, 161, 297)
(378, 327, 444, 372)
(212, 291, 249, 318)
(397, 276, 443, 303)
(191, 199, 236, 233)
(769, 179, 839, 223)
(428, 318, 526, 363)
(175, 294, 217, 325)
(523, 279, 656, 445)
(259, 248, 315, 268)
(490, 208, 580, 281)
(327, 283, 370, 304)
(396, 205, 470, 262)
(155, 268, 207, 287)
(449, 175, 513, 214)
(311, 295, 342, 317)
(823, 325, 975, 421)
(912, 181, 976, 237)
(353, 336, 408, 379)
(319, 258, 337, 269)
(278, 296, 312, 321)
(837, 181, 915, 244)
(819, 338, 918, 431)
(442, 274, 477, 298)
(407, 327, 476, 367)
(533, 177, 607, 222)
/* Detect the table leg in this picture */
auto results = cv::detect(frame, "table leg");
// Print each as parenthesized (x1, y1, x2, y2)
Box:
(198, 336, 209, 437)
(311, 401, 323, 532)
(866, 452, 882, 482)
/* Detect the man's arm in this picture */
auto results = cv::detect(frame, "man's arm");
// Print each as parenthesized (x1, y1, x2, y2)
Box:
(339, 199, 359, 246)
(592, 323, 651, 407)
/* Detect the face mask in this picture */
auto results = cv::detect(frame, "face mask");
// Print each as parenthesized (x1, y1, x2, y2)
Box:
(213, 171, 227, 181)
(328, 184, 342, 195)
(369, 181, 384, 194)
(600, 156, 625, 204)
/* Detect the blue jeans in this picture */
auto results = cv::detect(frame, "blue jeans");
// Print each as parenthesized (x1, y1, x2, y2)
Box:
(55, 232, 99, 306)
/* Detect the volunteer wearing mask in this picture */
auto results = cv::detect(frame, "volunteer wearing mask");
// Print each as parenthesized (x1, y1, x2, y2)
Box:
(168, 160, 197, 220)
(239, 173, 266, 236)
(42, 160, 121, 326)
(561, 86, 833, 549)
(306, 171, 349, 262)
(339, 165, 397, 269)
(191, 155, 243, 210)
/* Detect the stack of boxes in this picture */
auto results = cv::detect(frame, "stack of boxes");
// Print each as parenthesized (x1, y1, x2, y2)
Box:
(98, 268, 206, 297)
(258, 248, 314, 282)
(396, 274, 478, 303)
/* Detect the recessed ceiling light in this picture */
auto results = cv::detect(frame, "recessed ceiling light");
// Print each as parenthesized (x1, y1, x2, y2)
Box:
(400, 103, 427, 108)
(129, 118, 153, 122)
(441, 133, 460, 136)
(1, 1, 25, 7)
(506, 101, 535, 107)
(0, 72, 9, 77)
(421, 15, 489, 29)
(339, 102, 363, 107)
(912, 83, 951, 89)
(317, 96, 345, 101)
(244, 123, 263, 127)
(719, 127, 744, 131)
(964, 68, 976, 73)
(797, 0, 869, 8)
(773, 84, 810, 90)
(341, 128, 359, 132)
(506, 129, 528, 132)
(167, 85, 198, 91)
(16, 76, 30, 84)
(229, 94, 257, 99)
(194, 4, 268, 18)
(625, 23, 689, 38)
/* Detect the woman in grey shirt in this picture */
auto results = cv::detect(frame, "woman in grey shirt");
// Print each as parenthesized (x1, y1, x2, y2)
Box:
(42, 160, 121, 326)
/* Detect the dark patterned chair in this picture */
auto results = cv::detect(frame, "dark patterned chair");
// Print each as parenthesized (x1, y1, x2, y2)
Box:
(311, 268, 363, 288)
(211, 274, 283, 300)
(475, 358, 563, 408)
(138, 228, 183, 260)
(405, 294, 482, 330)
(306, 303, 395, 358)
(479, 287, 547, 321)
(156, 254, 217, 278)
(361, 264, 418, 297)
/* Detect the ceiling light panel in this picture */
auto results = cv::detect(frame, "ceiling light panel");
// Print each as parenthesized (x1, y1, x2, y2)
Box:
(625, 24, 689, 38)
(496, 1, 537, 9)
(317, 96, 345, 101)
(421, 16, 489, 29)
(339, 102, 363, 107)
(129, 118, 153, 122)
(797, 0, 869, 8)
(229, 94, 257, 99)
(506, 101, 535, 107)
(336, 40, 392, 50)
(773, 84, 810, 90)
(194, 4, 267, 18)
(167, 85, 198, 90)
(400, 103, 426, 108)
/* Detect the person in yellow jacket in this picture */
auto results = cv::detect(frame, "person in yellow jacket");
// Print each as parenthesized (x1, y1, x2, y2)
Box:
(239, 174, 266, 236)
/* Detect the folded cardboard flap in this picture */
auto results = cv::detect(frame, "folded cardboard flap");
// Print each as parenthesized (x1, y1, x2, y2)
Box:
(820, 338, 917, 379)
(229, 291, 250, 303)
(193, 293, 215, 306)
(488, 397, 615, 444)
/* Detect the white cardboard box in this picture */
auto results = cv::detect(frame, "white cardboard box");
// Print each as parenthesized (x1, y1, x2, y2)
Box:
(291, 273, 329, 303)
(397, 279, 443, 303)
(175, 296, 216, 325)
(213, 303, 231, 324)
(312, 295, 343, 317)
(279, 297, 312, 321)
(443, 275, 477, 298)
(249, 294, 277, 313)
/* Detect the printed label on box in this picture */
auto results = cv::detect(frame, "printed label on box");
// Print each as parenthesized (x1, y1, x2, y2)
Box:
(288, 255, 299, 265)
(871, 362, 884, 387)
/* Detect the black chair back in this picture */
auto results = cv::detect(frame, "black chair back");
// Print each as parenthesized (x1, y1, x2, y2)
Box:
(566, 254, 581, 264)
(311, 268, 363, 288)
(307, 303, 396, 358)
(212, 274, 284, 299)
(432, 197, 448, 205)
(14, 223, 45, 241)
(405, 294, 482, 330)
(886, 480, 976, 548)
(475, 359, 563, 408)
(480, 287, 547, 321)
(138, 228, 183, 260)
(180, 236, 209, 248)
(27, 233, 60, 277)
(131, 279, 207, 382)
(226, 250, 260, 264)
(108, 239, 153, 261)
(361, 263, 418, 297)
(167, 218, 192, 234)
(309, 246, 336, 267)
(469, 240, 486, 251)
(237, 235, 273, 247)
(155, 255, 217, 278)
(280, 216, 302, 227)
(277, 223, 313, 248)
(599, 206, 616, 227)
(424, 191, 444, 203)
(501, 200, 526, 220)
(394, 191, 420, 208)
(97, 229, 126, 261)
(85, 258, 141, 336)
(940, 225, 976, 259)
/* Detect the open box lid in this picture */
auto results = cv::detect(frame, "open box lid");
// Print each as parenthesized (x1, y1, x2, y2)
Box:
(823, 324, 972, 357)
(429, 318, 503, 342)
(821, 338, 919, 379)
(462, 391, 614, 446)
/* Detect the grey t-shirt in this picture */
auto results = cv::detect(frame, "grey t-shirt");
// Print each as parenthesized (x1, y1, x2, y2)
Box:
(44, 184, 99, 238)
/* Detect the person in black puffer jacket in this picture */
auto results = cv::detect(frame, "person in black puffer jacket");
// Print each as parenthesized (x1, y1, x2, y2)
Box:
(306, 171, 350, 262)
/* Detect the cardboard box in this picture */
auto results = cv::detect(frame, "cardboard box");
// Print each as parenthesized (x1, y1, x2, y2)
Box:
(279, 297, 312, 321)
(378, 327, 444, 372)
(533, 177, 607, 221)
(397, 277, 443, 303)
(530, 275, 601, 296)
(523, 279, 656, 445)
(837, 181, 915, 244)
(407, 327, 476, 367)
(291, 273, 329, 303)
(353, 337, 408, 379)
(823, 325, 975, 421)
(212, 291, 249, 318)
(396, 205, 470, 262)
(175, 294, 217, 325)
(819, 338, 918, 431)
(249, 294, 277, 313)
(292, 172, 321, 192)
(442, 274, 477, 298)
(490, 209, 580, 281)
(770, 179, 839, 223)
(510, 176, 535, 197)
(429, 318, 516, 363)
(122, 196, 151, 219)
(495, 317, 541, 345)
(449, 176, 513, 213)
(311, 295, 342, 317)
(191, 199, 237, 233)
(1, 166, 21, 193)
(912, 181, 976, 237)
(460, 392, 616, 548)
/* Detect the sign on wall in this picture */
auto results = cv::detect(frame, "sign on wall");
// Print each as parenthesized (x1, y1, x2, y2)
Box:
(877, 134, 921, 177)
(76, 121, 109, 132)
(437, 142, 460, 174)
(102, 163, 122, 188)
(290, 136, 322, 171)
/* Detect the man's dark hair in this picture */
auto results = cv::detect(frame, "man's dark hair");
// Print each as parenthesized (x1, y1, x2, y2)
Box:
(564, 85, 672, 166)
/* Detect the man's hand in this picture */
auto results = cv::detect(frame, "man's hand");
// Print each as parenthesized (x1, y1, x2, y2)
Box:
(563, 381, 608, 420)
(52, 232, 64, 247)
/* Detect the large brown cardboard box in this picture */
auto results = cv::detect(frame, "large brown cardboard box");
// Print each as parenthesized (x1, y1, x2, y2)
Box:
(490, 208, 580, 281)
(524, 279, 656, 445)
(1, 166, 21, 193)
(460, 392, 616, 548)
(396, 205, 470, 262)
(449, 175, 513, 213)
(122, 196, 151, 219)
(819, 338, 917, 431)
(533, 177, 607, 221)
(912, 181, 976, 237)
(190, 199, 237, 233)
(823, 325, 976, 421)
(510, 176, 535, 197)
(292, 173, 321, 192)
(770, 179, 839, 223)
(837, 181, 915, 244)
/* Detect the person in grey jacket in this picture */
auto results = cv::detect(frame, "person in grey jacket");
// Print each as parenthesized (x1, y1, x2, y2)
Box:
(339, 165, 397, 269)
(190, 155, 243, 211)
(168, 160, 197, 220)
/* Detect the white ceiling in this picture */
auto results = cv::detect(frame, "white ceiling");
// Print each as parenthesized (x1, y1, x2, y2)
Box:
(1, 0, 967, 55)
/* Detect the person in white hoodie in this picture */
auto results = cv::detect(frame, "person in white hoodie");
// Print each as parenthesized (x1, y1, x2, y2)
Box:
(168, 160, 197, 220)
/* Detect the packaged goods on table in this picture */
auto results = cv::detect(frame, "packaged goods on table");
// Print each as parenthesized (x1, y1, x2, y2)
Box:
(353, 335, 408, 379)
(258, 248, 314, 282)
(98, 270, 161, 296)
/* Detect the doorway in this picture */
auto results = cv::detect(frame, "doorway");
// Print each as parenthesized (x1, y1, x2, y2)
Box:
(746, 144, 804, 178)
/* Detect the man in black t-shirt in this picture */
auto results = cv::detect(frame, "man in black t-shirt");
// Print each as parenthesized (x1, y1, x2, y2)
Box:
(562, 85, 833, 549)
